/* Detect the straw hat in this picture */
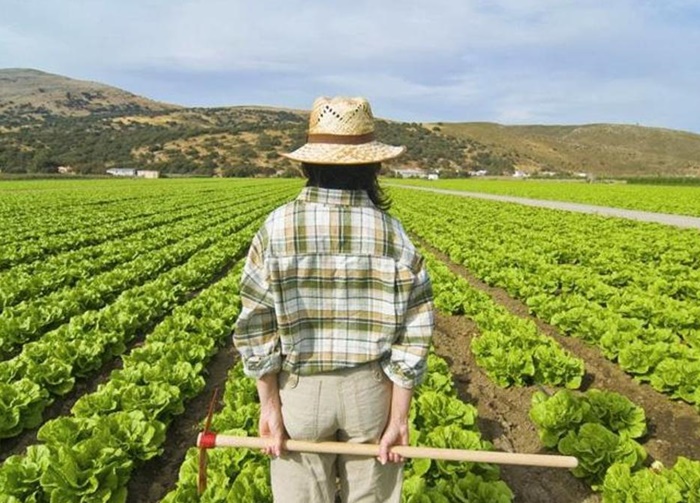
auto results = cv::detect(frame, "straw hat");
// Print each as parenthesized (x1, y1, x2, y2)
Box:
(282, 96, 406, 165)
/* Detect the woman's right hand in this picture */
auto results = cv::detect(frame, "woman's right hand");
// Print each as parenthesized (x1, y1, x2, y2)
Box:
(378, 383, 413, 464)
(378, 418, 409, 465)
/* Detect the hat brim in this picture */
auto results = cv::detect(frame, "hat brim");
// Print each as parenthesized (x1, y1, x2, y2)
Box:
(281, 141, 406, 165)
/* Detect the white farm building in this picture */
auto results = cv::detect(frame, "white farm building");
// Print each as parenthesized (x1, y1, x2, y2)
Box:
(106, 168, 160, 178)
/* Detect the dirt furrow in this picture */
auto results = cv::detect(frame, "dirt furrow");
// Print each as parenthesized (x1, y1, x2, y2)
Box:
(126, 342, 237, 503)
(433, 315, 598, 503)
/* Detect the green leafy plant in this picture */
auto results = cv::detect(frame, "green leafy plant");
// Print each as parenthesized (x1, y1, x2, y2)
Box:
(558, 423, 646, 488)
(423, 248, 585, 389)
(602, 463, 682, 503)
(529, 390, 592, 448)
(529, 388, 648, 489)
(602, 457, 700, 503)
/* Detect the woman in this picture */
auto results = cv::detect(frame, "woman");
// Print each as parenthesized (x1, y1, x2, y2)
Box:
(233, 96, 434, 502)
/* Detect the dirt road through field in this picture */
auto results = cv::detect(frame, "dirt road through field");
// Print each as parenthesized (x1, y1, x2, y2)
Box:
(389, 185, 700, 229)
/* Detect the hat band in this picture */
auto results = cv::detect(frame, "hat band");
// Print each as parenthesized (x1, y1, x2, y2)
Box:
(307, 132, 375, 145)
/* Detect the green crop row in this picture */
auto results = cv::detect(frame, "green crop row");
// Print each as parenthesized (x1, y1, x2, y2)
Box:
(390, 188, 700, 409)
(0, 180, 298, 270)
(0, 178, 297, 244)
(0, 185, 224, 246)
(529, 389, 700, 501)
(0, 210, 264, 439)
(389, 179, 700, 217)
(423, 246, 585, 389)
(0, 201, 271, 357)
(0, 193, 247, 312)
(0, 258, 248, 502)
(0, 192, 283, 353)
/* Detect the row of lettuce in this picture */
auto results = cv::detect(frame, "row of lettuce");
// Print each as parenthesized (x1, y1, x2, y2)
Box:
(0, 182, 298, 309)
(0, 196, 273, 358)
(391, 187, 700, 410)
(408, 197, 700, 501)
(0, 216, 518, 501)
(423, 247, 584, 389)
(0, 257, 249, 501)
(530, 389, 699, 502)
(159, 235, 700, 502)
(0, 180, 302, 501)
(0, 186, 236, 269)
(0, 186, 279, 311)
(2, 179, 697, 501)
(0, 190, 296, 440)
(0, 178, 287, 248)
(4, 261, 694, 501)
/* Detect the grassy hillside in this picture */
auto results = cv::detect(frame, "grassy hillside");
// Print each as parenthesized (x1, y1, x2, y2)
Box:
(429, 122, 700, 177)
(0, 108, 493, 176)
(1, 68, 698, 178)
(0, 69, 491, 176)
(0, 68, 178, 125)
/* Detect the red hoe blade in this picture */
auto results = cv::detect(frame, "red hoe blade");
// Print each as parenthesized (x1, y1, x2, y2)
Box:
(198, 387, 219, 495)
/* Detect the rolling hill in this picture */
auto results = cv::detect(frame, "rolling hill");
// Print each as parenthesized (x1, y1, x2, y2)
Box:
(1, 68, 698, 178)
(430, 122, 700, 177)
(0, 69, 179, 123)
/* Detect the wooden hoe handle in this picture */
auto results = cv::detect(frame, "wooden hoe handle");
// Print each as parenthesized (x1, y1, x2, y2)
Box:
(197, 434, 578, 469)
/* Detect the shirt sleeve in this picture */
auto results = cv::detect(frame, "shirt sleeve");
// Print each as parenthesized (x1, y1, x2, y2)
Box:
(381, 258, 434, 389)
(233, 227, 281, 378)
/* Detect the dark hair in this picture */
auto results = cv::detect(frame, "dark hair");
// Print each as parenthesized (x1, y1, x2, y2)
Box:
(301, 162, 391, 211)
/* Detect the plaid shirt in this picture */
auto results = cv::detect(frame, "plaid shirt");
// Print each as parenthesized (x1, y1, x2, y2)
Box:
(233, 186, 434, 388)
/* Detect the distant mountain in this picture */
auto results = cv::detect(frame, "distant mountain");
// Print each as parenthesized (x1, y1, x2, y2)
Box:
(0, 68, 178, 120)
(1, 68, 698, 178)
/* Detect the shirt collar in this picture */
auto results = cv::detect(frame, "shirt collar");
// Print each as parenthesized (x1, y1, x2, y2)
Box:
(297, 186, 375, 208)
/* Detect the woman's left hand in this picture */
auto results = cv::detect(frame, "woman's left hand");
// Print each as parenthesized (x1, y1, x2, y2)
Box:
(256, 373, 287, 458)
(259, 400, 286, 457)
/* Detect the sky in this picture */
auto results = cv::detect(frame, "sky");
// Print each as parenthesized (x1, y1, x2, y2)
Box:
(2, 0, 700, 133)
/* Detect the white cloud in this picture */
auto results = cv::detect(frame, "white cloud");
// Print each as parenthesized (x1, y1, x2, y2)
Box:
(1, 0, 699, 131)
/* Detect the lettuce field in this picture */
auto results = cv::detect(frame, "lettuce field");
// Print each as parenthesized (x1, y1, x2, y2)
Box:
(1, 178, 699, 502)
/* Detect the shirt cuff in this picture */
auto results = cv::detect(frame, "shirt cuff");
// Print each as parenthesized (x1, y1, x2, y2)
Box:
(380, 358, 427, 389)
(242, 352, 282, 379)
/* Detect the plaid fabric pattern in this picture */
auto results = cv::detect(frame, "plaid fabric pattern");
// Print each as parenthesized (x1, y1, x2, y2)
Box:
(233, 187, 434, 388)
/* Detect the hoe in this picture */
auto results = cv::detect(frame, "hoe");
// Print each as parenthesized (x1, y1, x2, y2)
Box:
(196, 389, 578, 493)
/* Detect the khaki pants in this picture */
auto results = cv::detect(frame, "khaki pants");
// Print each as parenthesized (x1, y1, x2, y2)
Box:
(271, 361, 403, 503)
